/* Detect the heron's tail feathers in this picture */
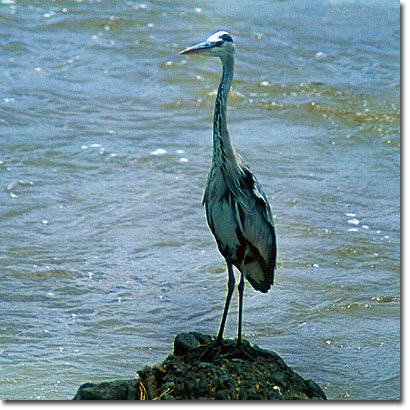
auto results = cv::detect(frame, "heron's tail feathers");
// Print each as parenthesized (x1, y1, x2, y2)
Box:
(239, 254, 275, 293)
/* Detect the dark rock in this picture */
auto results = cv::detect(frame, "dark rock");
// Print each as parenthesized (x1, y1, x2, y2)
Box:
(174, 331, 214, 355)
(215, 389, 229, 400)
(306, 379, 328, 401)
(73, 380, 138, 400)
(73, 332, 327, 400)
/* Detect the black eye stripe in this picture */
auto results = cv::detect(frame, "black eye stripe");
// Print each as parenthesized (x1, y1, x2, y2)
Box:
(220, 33, 233, 42)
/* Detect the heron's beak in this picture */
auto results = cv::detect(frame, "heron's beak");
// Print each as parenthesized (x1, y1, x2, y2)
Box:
(179, 41, 213, 55)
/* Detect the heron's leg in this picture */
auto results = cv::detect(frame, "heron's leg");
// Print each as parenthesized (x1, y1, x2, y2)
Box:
(237, 272, 245, 346)
(217, 260, 235, 343)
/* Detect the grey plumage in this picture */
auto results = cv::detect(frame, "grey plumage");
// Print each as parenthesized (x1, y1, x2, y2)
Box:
(180, 31, 277, 345)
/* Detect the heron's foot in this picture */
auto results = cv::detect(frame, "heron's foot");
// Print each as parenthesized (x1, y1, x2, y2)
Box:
(194, 340, 222, 362)
(189, 340, 217, 351)
(219, 339, 257, 361)
(185, 335, 257, 363)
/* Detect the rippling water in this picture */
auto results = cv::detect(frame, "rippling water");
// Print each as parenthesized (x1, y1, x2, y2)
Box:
(0, 0, 399, 400)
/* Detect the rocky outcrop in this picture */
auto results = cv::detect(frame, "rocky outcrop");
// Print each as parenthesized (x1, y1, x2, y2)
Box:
(73, 332, 326, 400)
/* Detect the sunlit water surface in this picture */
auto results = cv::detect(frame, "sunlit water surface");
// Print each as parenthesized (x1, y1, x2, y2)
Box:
(0, 0, 399, 400)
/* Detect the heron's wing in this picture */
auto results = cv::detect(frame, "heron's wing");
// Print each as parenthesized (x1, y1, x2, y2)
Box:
(223, 156, 275, 232)
(227, 162, 277, 292)
(203, 158, 277, 292)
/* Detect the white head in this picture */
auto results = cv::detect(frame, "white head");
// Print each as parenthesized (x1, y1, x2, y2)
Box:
(179, 31, 235, 60)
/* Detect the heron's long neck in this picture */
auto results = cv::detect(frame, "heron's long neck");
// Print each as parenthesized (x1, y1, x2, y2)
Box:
(213, 55, 235, 166)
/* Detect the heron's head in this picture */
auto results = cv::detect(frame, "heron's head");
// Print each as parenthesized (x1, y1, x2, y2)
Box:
(179, 31, 235, 60)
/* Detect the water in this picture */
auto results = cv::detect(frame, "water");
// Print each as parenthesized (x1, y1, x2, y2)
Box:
(0, 0, 399, 401)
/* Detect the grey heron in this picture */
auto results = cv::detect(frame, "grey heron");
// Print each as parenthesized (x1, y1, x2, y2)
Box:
(180, 31, 277, 346)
